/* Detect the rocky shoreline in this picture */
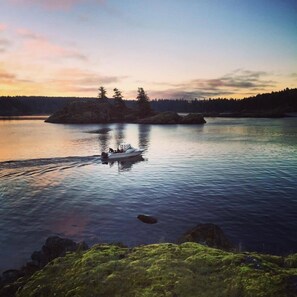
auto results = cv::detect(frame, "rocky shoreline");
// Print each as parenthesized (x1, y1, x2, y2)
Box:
(1, 223, 297, 297)
(0, 223, 232, 296)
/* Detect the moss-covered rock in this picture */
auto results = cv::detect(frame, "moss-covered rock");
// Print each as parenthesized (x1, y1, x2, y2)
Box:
(15, 243, 297, 297)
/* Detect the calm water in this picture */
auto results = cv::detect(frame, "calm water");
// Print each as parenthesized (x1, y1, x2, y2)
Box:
(0, 117, 297, 272)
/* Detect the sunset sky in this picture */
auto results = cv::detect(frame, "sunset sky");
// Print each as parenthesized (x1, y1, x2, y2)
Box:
(0, 0, 296, 99)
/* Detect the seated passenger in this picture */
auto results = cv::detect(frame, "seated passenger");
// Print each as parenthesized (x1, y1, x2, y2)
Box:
(109, 148, 114, 153)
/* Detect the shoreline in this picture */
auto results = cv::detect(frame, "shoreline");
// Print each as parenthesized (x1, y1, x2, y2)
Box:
(2, 231, 297, 297)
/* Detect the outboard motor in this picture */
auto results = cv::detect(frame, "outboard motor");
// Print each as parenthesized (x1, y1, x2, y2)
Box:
(101, 152, 108, 159)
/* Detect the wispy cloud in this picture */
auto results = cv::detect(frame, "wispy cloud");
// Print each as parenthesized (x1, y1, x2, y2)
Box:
(0, 70, 16, 83)
(0, 38, 11, 53)
(49, 68, 124, 93)
(0, 66, 32, 85)
(148, 69, 276, 99)
(15, 27, 87, 61)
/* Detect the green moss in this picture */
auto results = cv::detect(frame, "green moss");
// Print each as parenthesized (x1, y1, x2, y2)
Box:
(16, 243, 297, 297)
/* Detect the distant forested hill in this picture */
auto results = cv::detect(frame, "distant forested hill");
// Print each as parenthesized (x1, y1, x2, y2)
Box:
(0, 88, 296, 116)
(151, 88, 297, 114)
(0, 96, 94, 116)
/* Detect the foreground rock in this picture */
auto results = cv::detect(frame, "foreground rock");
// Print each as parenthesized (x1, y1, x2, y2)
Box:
(13, 242, 297, 297)
(137, 214, 158, 224)
(178, 223, 233, 250)
(31, 236, 88, 268)
(0, 236, 88, 297)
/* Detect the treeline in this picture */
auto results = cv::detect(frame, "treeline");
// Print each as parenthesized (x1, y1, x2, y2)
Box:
(0, 88, 296, 116)
(0, 96, 94, 116)
(150, 88, 297, 113)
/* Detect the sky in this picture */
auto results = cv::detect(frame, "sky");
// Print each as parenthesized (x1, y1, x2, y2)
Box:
(0, 0, 296, 99)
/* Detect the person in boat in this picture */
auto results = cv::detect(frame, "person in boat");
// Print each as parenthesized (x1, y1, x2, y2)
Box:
(109, 148, 114, 153)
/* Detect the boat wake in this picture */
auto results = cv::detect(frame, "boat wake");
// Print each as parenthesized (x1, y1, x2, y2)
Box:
(0, 155, 102, 178)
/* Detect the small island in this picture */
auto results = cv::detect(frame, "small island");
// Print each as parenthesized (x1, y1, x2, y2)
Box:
(45, 87, 206, 125)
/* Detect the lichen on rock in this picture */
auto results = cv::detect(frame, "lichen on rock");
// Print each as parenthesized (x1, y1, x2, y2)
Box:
(15, 242, 297, 297)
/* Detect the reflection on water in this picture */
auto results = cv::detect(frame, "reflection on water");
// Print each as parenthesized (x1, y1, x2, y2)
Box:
(96, 123, 151, 153)
(115, 123, 126, 147)
(138, 124, 151, 150)
(104, 156, 145, 172)
(97, 125, 112, 152)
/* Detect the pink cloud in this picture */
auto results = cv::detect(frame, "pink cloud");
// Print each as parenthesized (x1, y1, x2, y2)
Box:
(16, 28, 43, 40)
(0, 23, 7, 32)
(9, 0, 81, 9)
(51, 68, 120, 93)
(9, 0, 105, 10)
(22, 38, 87, 61)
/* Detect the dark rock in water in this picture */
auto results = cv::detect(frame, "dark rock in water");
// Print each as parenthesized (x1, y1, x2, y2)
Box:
(0, 236, 89, 297)
(137, 214, 158, 224)
(1, 270, 23, 285)
(179, 113, 206, 124)
(178, 223, 233, 250)
(0, 271, 22, 297)
(137, 111, 181, 124)
(137, 112, 206, 125)
(34, 236, 88, 268)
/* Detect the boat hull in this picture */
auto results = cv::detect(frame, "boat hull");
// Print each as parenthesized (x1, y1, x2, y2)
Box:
(105, 150, 144, 160)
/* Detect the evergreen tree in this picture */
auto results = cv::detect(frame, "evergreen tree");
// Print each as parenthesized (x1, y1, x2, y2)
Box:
(113, 88, 125, 108)
(136, 87, 151, 118)
(98, 86, 107, 100)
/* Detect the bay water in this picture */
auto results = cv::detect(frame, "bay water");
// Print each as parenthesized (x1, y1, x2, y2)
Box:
(0, 117, 297, 272)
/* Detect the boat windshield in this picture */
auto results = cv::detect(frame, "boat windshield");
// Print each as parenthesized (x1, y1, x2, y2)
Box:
(118, 143, 131, 152)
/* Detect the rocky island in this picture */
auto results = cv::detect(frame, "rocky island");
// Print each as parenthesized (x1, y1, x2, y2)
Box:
(45, 100, 206, 125)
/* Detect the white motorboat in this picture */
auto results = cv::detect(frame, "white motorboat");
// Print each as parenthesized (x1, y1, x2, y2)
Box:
(101, 143, 144, 160)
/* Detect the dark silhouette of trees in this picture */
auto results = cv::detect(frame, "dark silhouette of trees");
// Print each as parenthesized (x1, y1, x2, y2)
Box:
(98, 86, 107, 100)
(136, 88, 152, 118)
(0, 88, 296, 116)
(113, 88, 125, 109)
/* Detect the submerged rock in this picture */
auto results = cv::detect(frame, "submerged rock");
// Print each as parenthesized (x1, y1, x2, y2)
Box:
(178, 223, 233, 250)
(137, 214, 158, 224)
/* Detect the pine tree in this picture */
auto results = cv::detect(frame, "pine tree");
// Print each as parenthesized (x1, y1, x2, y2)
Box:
(136, 87, 151, 118)
(113, 88, 125, 108)
(98, 86, 107, 100)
